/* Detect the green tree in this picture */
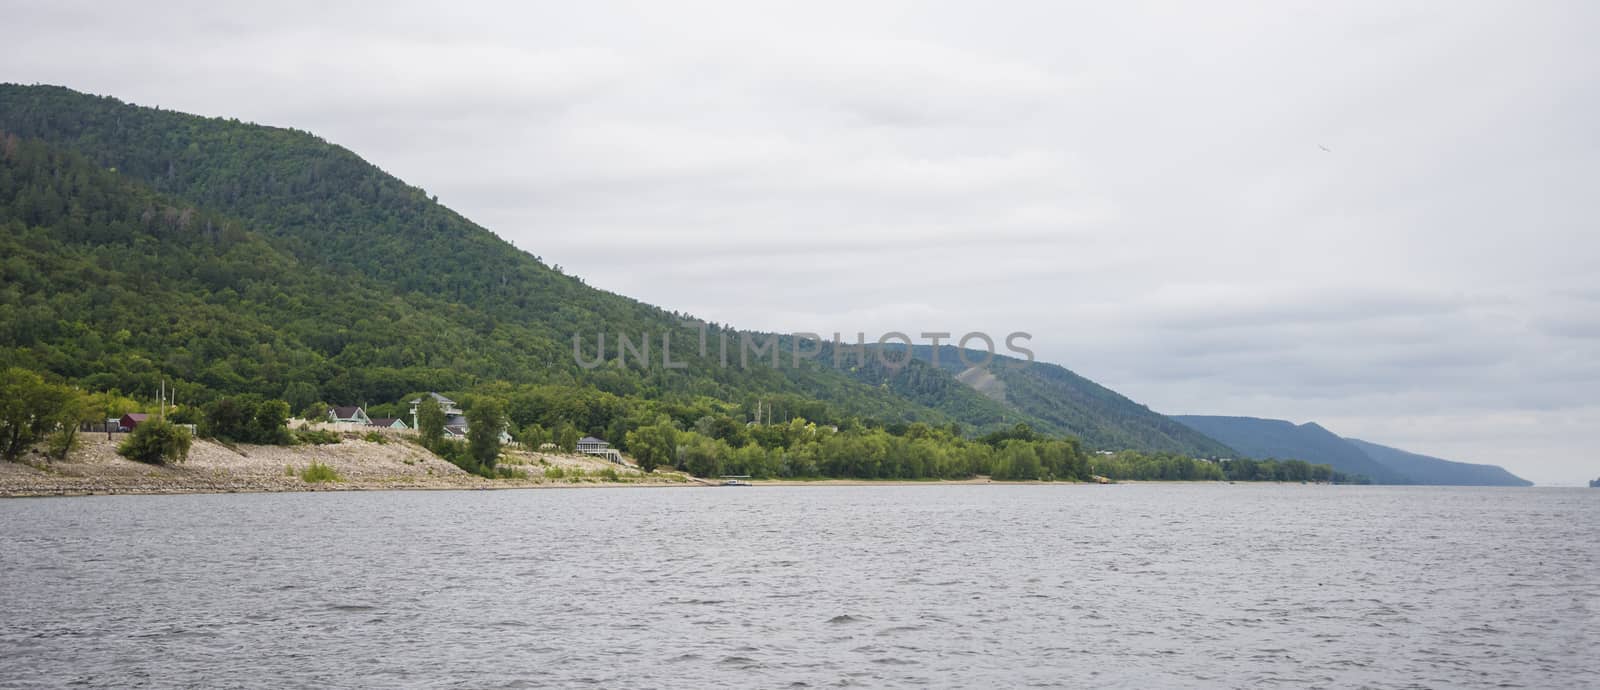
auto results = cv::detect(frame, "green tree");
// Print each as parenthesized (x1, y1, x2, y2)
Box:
(466, 398, 505, 469)
(993, 441, 1042, 480)
(200, 396, 291, 445)
(200, 397, 248, 442)
(117, 419, 192, 465)
(678, 433, 726, 478)
(47, 391, 96, 460)
(416, 396, 445, 448)
(249, 399, 292, 445)
(0, 368, 77, 462)
(555, 422, 580, 454)
(282, 381, 319, 414)
(299, 401, 331, 422)
(517, 423, 548, 449)
(625, 418, 678, 473)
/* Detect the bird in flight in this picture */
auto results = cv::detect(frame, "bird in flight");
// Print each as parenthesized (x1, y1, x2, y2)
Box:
(1319, 145, 1332, 152)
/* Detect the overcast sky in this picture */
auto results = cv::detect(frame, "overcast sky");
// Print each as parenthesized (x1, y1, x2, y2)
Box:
(5, 1, 1596, 484)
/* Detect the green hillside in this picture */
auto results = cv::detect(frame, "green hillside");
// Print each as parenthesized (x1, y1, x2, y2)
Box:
(0, 84, 997, 425)
(0, 83, 1232, 456)
(910, 345, 1235, 456)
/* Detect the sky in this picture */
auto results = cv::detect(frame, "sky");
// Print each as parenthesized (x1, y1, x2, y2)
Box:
(4, 1, 1597, 484)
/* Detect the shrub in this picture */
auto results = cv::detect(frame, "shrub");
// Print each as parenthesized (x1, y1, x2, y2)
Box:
(299, 462, 340, 483)
(543, 466, 566, 480)
(117, 420, 192, 465)
(293, 428, 342, 445)
(362, 431, 386, 444)
(598, 467, 620, 482)
(495, 466, 529, 479)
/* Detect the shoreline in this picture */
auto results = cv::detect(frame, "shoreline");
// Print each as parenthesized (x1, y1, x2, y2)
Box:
(0, 435, 699, 499)
(2, 437, 1374, 499)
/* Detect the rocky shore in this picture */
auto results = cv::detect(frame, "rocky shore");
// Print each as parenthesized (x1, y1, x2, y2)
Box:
(0, 435, 696, 498)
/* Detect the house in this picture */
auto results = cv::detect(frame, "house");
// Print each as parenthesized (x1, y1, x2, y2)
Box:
(328, 406, 372, 425)
(408, 392, 462, 430)
(407, 393, 512, 443)
(367, 418, 408, 430)
(577, 436, 623, 464)
(119, 413, 149, 431)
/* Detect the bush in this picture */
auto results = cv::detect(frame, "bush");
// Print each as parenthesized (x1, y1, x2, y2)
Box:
(117, 420, 192, 465)
(362, 431, 386, 444)
(299, 462, 341, 483)
(495, 466, 529, 479)
(543, 466, 566, 479)
(293, 428, 342, 445)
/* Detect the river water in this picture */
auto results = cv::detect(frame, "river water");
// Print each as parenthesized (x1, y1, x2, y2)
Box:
(1, 484, 1595, 688)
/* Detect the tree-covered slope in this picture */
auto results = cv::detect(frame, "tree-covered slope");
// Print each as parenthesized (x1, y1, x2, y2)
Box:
(0, 83, 1235, 452)
(1171, 415, 1407, 483)
(910, 345, 1235, 456)
(0, 84, 1014, 429)
(1345, 438, 1531, 487)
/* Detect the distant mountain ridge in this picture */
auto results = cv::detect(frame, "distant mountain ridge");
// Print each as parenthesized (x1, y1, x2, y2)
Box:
(1171, 416, 1405, 483)
(1345, 438, 1532, 487)
(1173, 415, 1530, 486)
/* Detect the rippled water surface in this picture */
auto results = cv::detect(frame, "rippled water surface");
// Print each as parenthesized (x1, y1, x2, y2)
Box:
(1, 485, 1596, 688)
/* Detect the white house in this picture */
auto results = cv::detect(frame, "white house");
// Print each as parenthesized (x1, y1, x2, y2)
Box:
(329, 406, 372, 425)
(408, 392, 462, 430)
(407, 393, 515, 444)
(577, 436, 623, 464)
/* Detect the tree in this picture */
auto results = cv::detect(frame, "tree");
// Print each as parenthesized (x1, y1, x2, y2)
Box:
(555, 422, 580, 454)
(200, 397, 248, 442)
(117, 419, 192, 465)
(678, 433, 726, 478)
(466, 398, 505, 469)
(299, 401, 330, 422)
(625, 418, 678, 473)
(517, 423, 549, 449)
(47, 392, 96, 460)
(993, 441, 1041, 480)
(249, 399, 292, 445)
(416, 396, 445, 448)
(282, 381, 319, 414)
(0, 368, 78, 462)
(201, 396, 291, 445)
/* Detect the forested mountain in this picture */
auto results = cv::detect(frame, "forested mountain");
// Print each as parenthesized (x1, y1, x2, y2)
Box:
(1172, 416, 1407, 483)
(1172, 415, 1531, 486)
(1344, 439, 1532, 487)
(0, 83, 1232, 455)
(910, 345, 1235, 456)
